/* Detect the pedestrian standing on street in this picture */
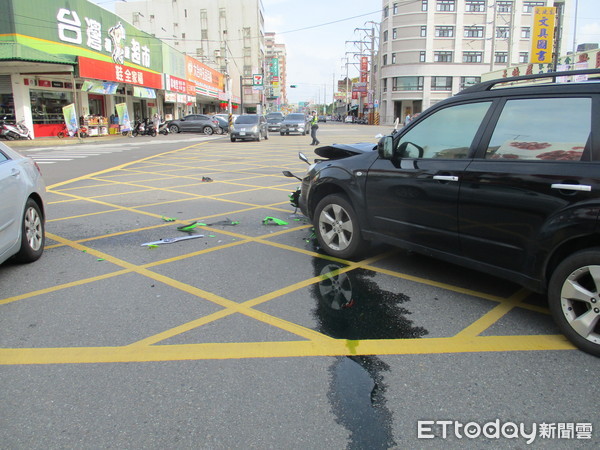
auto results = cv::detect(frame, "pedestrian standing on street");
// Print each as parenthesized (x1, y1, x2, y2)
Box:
(152, 113, 160, 133)
(310, 111, 320, 145)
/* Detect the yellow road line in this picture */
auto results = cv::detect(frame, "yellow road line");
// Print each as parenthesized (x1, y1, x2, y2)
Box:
(454, 289, 532, 338)
(0, 335, 575, 365)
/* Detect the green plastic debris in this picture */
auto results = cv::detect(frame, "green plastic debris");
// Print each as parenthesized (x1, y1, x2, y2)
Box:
(177, 221, 205, 231)
(161, 216, 177, 222)
(262, 217, 288, 226)
(147, 244, 159, 249)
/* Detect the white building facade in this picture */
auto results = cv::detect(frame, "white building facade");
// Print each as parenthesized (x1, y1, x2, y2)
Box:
(378, 0, 573, 125)
(116, 0, 266, 113)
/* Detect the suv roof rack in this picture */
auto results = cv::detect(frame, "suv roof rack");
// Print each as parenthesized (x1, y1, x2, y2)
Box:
(459, 68, 600, 95)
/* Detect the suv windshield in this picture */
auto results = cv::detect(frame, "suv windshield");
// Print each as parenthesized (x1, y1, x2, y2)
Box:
(285, 114, 305, 121)
(235, 115, 259, 124)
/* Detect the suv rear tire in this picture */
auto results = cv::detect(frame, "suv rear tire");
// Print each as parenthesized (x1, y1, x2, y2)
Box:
(548, 248, 600, 357)
(313, 194, 367, 259)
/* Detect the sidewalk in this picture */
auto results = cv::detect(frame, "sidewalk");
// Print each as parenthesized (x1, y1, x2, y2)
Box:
(6, 133, 132, 148)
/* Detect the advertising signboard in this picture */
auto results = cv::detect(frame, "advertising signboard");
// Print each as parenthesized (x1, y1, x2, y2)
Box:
(78, 56, 162, 89)
(530, 7, 556, 64)
(7, 0, 163, 72)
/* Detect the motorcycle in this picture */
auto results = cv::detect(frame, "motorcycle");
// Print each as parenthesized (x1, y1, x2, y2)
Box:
(0, 117, 32, 140)
(132, 119, 157, 137)
(57, 123, 88, 138)
(158, 120, 170, 135)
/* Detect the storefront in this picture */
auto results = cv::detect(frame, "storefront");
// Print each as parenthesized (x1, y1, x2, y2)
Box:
(0, 0, 227, 138)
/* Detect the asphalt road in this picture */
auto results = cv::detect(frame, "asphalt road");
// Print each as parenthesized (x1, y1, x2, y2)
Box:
(1, 124, 598, 449)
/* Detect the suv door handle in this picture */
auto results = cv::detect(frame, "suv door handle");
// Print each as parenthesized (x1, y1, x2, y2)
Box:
(433, 175, 459, 182)
(551, 183, 591, 192)
(11, 168, 20, 177)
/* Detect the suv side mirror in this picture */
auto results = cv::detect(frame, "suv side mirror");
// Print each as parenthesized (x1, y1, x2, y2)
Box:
(377, 136, 394, 159)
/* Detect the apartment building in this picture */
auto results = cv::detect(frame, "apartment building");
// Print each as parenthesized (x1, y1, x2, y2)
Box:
(265, 32, 288, 111)
(116, 0, 266, 113)
(378, 0, 573, 124)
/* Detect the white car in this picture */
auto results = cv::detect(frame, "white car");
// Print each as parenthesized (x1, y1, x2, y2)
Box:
(0, 143, 46, 265)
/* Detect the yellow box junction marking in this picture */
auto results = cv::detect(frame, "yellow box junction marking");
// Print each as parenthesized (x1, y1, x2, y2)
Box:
(0, 140, 575, 365)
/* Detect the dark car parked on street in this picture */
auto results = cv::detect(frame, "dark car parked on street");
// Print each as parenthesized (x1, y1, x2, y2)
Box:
(213, 115, 229, 134)
(280, 113, 310, 135)
(167, 114, 219, 135)
(296, 68, 600, 357)
(230, 114, 268, 142)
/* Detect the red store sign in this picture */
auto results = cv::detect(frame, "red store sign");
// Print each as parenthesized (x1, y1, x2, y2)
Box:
(78, 56, 163, 90)
(164, 74, 187, 94)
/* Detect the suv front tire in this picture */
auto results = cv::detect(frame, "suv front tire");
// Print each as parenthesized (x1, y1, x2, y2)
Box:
(314, 194, 367, 259)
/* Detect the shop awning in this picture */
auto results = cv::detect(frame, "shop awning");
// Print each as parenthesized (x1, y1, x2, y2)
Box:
(0, 43, 75, 65)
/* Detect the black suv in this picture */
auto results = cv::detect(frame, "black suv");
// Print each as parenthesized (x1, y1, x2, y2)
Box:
(298, 69, 600, 357)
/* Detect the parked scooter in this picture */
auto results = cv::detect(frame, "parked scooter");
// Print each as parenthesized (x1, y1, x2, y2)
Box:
(132, 118, 157, 137)
(158, 120, 170, 135)
(0, 117, 32, 140)
(57, 123, 88, 138)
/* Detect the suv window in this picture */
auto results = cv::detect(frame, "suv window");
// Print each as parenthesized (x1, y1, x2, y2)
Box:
(395, 102, 492, 159)
(485, 98, 591, 161)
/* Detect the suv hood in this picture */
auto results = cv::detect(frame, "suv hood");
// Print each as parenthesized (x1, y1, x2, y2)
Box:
(314, 142, 377, 159)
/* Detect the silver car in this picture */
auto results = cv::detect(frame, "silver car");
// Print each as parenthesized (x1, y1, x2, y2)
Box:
(230, 115, 269, 142)
(0, 143, 46, 265)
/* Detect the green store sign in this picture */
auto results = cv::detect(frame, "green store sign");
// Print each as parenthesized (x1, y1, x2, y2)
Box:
(6, 0, 162, 72)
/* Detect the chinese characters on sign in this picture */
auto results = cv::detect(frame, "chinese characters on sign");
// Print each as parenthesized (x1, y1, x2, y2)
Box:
(530, 7, 556, 64)
(78, 56, 162, 89)
(57, 8, 152, 68)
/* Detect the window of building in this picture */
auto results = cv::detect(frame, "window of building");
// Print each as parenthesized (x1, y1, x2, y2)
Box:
(434, 51, 453, 62)
(431, 76, 452, 91)
(393, 28, 398, 39)
(463, 51, 483, 63)
(421, 26, 427, 37)
(496, 27, 510, 39)
(383, 54, 388, 65)
(384, 5, 389, 17)
(30, 90, 75, 125)
(393, 2, 399, 14)
(519, 52, 529, 63)
(495, 52, 508, 63)
(422, 0, 428, 12)
(435, 26, 454, 37)
(465, 0, 486, 12)
(521, 27, 531, 39)
(523, 1, 544, 13)
(383, 30, 388, 42)
(392, 53, 397, 64)
(436, 0, 456, 12)
(201, 30, 208, 40)
(383, 78, 387, 92)
(420, 51, 426, 62)
(243, 65, 252, 76)
(497, 1, 512, 13)
(460, 76, 481, 90)
(392, 76, 424, 91)
(464, 26, 484, 38)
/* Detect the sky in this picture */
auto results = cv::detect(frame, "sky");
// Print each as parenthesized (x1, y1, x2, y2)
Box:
(91, 0, 600, 105)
